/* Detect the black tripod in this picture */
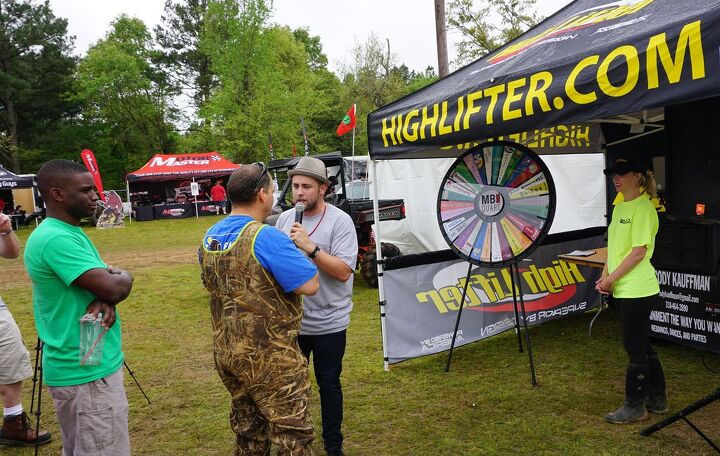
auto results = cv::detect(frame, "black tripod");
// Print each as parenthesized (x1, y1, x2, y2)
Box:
(444, 263, 538, 387)
(29, 337, 151, 454)
(29, 338, 44, 456)
(640, 387, 720, 453)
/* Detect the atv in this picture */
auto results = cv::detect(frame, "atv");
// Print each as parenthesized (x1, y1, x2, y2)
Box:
(265, 152, 405, 288)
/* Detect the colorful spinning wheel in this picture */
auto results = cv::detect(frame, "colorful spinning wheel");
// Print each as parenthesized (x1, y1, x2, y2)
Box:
(437, 141, 556, 267)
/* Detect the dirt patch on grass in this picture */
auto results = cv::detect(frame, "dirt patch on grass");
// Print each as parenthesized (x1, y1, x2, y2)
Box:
(4, 247, 198, 287)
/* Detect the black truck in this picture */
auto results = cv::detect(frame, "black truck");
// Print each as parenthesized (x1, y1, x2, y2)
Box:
(265, 152, 405, 287)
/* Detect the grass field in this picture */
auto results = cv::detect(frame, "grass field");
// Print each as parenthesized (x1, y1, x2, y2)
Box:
(2, 217, 719, 455)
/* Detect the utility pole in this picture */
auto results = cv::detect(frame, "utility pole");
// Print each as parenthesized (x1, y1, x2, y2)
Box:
(434, 0, 449, 78)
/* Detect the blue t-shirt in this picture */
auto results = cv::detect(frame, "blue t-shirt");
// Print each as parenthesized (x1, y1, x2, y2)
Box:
(202, 215, 317, 292)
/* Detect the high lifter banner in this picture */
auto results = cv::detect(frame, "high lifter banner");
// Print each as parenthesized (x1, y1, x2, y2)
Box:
(367, 0, 720, 159)
(383, 235, 603, 364)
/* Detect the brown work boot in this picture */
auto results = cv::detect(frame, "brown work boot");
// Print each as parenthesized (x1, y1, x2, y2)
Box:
(0, 412, 52, 446)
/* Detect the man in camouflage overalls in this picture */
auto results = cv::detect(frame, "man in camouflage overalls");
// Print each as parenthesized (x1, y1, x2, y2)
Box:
(200, 164, 320, 455)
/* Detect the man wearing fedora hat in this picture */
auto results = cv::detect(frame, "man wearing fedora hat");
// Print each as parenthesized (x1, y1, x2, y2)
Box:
(276, 156, 358, 456)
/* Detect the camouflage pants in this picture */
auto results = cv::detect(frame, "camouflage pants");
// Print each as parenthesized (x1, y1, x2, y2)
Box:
(215, 336, 315, 456)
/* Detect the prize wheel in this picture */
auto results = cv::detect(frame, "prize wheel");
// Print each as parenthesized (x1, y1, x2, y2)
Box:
(437, 141, 556, 267)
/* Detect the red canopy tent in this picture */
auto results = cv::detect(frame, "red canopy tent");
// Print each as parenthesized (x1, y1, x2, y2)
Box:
(127, 152, 239, 182)
(126, 152, 240, 221)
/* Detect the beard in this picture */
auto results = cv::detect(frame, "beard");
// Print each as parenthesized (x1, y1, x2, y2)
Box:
(302, 198, 319, 213)
(293, 192, 321, 213)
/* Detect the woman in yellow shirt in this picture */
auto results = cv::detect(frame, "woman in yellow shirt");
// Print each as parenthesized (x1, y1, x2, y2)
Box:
(596, 159, 668, 424)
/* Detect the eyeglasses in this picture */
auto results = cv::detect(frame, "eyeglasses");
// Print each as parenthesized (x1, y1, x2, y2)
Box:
(251, 162, 268, 192)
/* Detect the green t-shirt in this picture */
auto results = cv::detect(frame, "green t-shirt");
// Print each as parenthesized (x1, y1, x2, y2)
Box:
(24, 218, 123, 386)
(607, 194, 660, 298)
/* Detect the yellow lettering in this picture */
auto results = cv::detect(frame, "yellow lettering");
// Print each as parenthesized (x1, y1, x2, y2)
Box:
(483, 84, 506, 125)
(463, 90, 483, 129)
(559, 260, 585, 283)
(456, 277, 483, 306)
(522, 265, 547, 294)
(420, 104, 439, 139)
(438, 101, 453, 135)
(539, 266, 563, 293)
(453, 96, 465, 132)
(525, 72, 553, 116)
(487, 272, 508, 300)
(416, 290, 448, 313)
(503, 78, 526, 121)
(647, 20, 705, 89)
(575, 125, 590, 146)
(439, 286, 465, 311)
(381, 116, 398, 147)
(395, 113, 404, 144)
(552, 261, 569, 286)
(402, 109, 420, 142)
(471, 274, 500, 302)
(555, 125, 569, 147)
(598, 45, 639, 97)
(566, 55, 599, 104)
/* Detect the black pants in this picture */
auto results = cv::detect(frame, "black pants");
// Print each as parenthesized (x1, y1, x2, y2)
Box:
(617, 295, 666, 405)
(298, 330, 346, 454)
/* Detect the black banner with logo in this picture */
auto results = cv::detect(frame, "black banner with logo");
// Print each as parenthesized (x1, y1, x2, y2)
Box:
(651, 270, 720, 353)
(153, 203, 195, 219)
(383, 234, 604, 364)
(368, 0, 720, 160)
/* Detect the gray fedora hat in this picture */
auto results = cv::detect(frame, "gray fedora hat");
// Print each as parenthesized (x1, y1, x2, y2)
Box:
(288, 156, 330, 185)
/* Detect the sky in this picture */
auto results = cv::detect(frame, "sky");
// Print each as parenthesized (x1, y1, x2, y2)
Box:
(48, 0, 574, 74)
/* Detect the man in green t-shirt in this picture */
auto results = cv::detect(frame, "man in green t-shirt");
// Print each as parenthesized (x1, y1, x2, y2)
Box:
(25, 160, 134, 455)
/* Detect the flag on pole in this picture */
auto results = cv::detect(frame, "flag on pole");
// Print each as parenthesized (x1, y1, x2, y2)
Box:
(267, 134, 279, 190)
(268, 133, 275, 160)
(80, 149, 106, 201)
(300, 117, 310, 156)
(336, 104, 356, 136)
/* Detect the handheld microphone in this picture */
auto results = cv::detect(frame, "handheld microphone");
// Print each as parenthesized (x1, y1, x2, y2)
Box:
(294, 202, 305, 224)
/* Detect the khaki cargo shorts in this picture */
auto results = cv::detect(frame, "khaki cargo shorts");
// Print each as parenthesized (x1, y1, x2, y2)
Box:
(0, 304, 33, 385)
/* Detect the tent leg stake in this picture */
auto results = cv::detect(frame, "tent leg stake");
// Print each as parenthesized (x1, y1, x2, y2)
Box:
(514, 264, 538, 387)
(445, 262, 474, 373)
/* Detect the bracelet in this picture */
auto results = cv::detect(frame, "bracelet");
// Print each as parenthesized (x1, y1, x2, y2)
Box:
(0, 229, 13, 236)
(308, 245, 321, 259)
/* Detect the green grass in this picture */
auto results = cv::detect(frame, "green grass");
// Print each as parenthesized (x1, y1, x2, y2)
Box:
(2, 217, 719, 455)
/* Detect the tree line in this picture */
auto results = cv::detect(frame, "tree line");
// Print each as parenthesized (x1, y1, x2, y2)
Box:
(0, 0, 537, 189)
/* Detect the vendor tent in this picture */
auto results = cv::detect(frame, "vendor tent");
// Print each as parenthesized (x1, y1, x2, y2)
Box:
(368, 0, 720, 159)
(366, 0, 720, 370)
(127, 152, 239, 182)
(0, 165, 35, 189)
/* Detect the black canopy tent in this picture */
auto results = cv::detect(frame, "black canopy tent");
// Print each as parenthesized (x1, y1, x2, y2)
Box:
(366, 0, 720, 445)
(366, 0, 720, 367)
(0, 165, 34, 189)
(0, 165, 37, 224)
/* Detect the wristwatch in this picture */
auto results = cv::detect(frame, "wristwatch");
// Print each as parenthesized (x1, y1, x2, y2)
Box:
(308, 245, 321, 259)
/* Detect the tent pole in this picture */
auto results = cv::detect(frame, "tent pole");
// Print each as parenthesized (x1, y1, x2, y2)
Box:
(350, 122, 356, 185)
(126, 180, 132, 224)
(372, 159, 390, 371)
(193, 177, 199, 218)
